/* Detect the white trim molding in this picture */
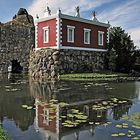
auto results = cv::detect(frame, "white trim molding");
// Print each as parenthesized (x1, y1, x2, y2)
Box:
(35, 23, 38, 50)
(61, 46, 107, 52)
(84, 28, 91, 44)
(67, 25, 75, 29)
(84, 28, 91, 31)
(98, 31, 104, 46)
(107, 27, 110, 44)
(67, 25, 75, 43)
(56, 17, 60, 49)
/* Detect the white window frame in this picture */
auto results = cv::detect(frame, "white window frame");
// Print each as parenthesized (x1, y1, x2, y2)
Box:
(84, 28, 91, 44)
(67, 25, 75, 43)
(98, 31, 104, 46)
(43, 26, 49, 43)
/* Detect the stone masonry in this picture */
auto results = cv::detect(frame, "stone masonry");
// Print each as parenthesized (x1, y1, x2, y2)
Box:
(29, 49, 106, 79)
(0, 8, 34, 73)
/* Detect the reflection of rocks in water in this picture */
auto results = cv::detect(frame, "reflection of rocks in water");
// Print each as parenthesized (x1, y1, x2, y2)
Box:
(0, 73, 26, 83)
(29, 78, 60, 101)
(29, 79, 108, 104)
(34, 97, 132, 140)
(0, 73, 9, 82)
(8, 73, 23, 83)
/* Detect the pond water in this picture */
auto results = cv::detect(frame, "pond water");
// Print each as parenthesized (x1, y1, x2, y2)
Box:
(0, 74, 140, 140)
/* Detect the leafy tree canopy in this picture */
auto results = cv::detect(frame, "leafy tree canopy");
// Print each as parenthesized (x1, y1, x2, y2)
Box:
(107, 27, 136, 73)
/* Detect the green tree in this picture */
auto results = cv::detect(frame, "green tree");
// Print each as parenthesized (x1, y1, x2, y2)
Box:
(107, 27, 136, 73)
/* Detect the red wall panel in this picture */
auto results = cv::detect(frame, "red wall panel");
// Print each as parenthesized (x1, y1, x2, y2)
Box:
(61, 18, 108, 49)
(37, 19, 56, 48)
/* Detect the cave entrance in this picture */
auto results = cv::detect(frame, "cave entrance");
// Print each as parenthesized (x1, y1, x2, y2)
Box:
(11, 60, 23, 73)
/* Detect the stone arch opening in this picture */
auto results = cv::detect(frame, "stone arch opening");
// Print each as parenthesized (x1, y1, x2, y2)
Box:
(11, 60, 23, 73)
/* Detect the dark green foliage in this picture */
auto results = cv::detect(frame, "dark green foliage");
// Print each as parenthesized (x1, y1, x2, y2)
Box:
(107, 27, 136, 73)
(0, 128, 10, 140)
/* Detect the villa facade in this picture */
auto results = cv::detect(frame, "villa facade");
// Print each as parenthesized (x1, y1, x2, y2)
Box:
(35, 7, 109, 52)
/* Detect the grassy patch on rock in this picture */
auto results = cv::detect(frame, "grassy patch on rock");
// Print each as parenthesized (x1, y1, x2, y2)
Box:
(60, 72, 128, 81)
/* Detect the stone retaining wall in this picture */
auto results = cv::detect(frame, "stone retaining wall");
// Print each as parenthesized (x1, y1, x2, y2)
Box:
(29, 49, 106, 79)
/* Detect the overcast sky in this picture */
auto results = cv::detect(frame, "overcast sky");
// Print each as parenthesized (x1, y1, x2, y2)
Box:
(0, 0, 140, 49)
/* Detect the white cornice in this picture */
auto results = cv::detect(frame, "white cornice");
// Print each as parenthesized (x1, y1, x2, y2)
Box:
(34, 14, 58, 23)
(60, 14, 109, 28)
(35, 13, 109, 28)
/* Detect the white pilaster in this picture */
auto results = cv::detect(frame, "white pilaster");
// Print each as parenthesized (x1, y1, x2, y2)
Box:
(56, 10, 62, 49)
(35, 22, 38, 51)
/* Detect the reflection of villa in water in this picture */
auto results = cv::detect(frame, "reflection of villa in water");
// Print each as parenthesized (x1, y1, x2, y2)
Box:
(28, 79, 133, 140)
(34, 96, 132, 140)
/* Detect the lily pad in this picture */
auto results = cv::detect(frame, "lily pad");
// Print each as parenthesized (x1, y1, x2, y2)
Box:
(103, 123, 109, 127)
(89, 122, 94, 125)
(102, 101, 108, 106)
(59, 102, 69, 107)
(22, 105, 28, 108)
(95, 122, 100, 125)
(127, 134, 131, 137)
(67, 114, 74, 118)
(27, 106, 33, 110)
(132, 137, 139, 140)
(71, 109, 79, 114)
(111, 133, 119, 137)
(61, 116, 67, 118)
(116, 124, 123, 128)
(118, 133, 125, 136)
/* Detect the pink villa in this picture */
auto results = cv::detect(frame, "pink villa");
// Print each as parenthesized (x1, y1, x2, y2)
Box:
(35, 6, 110, 52)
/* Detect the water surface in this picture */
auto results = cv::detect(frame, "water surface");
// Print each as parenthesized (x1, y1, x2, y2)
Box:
(0, 74, 140, 140)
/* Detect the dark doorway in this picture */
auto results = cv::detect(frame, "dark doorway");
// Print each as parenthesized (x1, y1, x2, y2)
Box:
(11, 60, 23, 73)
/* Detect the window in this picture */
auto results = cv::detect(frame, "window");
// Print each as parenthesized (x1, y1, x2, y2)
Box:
(84, 28, 91, 44)
(67, 25, 75, 43)
(43, 108, 49, 125)
(43, 26, 49, 43)
(98, 31, 104, 46)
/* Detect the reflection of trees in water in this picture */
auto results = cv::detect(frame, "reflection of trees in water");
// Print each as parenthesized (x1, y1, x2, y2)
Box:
(135, 82, 140, 100)
(0, 74, 35, 131)
(0, 94, 35, 131)
(112, 103, 132, 120)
